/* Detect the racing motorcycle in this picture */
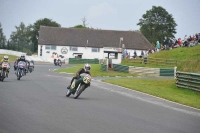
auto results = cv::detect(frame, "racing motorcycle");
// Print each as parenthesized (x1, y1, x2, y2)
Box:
(66, 73, 91, 99)
(25, 62, 29, 73)
(0, 62, 9, 82)
(54, 59, 62, 67)
(16, 61, 26, 80)
(29, 62, 34, 73)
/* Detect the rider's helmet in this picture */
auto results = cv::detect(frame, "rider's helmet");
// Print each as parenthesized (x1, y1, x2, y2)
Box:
(3, 55, 9, 62)
(21, 54, 25, 60)
(84, 63, 91, 73)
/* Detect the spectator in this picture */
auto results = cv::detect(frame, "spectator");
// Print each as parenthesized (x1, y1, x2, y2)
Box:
(177, 38, 182, 47)
(183, 35, 188, 47)
(198, 33, 200, 43)
(172, 39, 180, 48)
(167, 39, 172, 49)
(132, 50, 137, 59)
(195, 33, 198, 41)
(156, 41, 160, 50)
(143, 50, 148, 64)
(161, 44, 165, 50)
(123, 49, 128, 58)
(139, 50, 144, 58)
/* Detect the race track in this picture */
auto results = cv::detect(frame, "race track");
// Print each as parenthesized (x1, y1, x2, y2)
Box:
(0, 63, 200, 133)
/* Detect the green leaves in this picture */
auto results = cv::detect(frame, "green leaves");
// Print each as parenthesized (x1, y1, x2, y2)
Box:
(31, 18, 61, 52)
(137, 6, 177, 45)
(0, 23, 7, 49)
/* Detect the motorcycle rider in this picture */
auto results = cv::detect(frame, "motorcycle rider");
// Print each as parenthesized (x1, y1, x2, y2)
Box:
(0, 55, 10, 77)
(14, 58, 19, 71)
(54, 58, 57, 65)
(17, 54, 26, 63)
(16, 54, 26, 74)
(30, 60, 35, 69)
(25, 59, 30, 72)
(67, 63, 91, 89)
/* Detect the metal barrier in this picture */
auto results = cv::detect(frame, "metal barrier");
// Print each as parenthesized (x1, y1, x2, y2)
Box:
(128, 57, 177, 67)
(69, 58, 99, 64)
(176, 71, 200, 91)
(101, 64, 107, 71)
(113, 64, 129, 73)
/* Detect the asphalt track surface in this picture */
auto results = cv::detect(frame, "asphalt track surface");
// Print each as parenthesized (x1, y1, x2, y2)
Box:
(0, 63, 200, 133)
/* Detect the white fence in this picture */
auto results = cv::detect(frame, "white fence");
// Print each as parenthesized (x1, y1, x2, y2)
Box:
(0, 49, 26, 57)
(0, 49, 57, 63)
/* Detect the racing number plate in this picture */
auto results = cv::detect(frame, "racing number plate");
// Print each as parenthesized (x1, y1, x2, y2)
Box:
(83, 76, 91, 84)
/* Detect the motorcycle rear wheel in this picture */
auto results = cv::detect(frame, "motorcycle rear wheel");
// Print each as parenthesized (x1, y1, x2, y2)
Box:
(66, 89, 71, 97)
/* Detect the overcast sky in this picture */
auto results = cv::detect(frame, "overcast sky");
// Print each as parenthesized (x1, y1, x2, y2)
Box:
(0, 0, 199, 41)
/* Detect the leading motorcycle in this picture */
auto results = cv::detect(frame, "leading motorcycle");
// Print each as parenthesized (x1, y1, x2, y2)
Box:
(16, 61, 26, 80)
(0, 62, 9, 82)
(66, 73, 91, 99)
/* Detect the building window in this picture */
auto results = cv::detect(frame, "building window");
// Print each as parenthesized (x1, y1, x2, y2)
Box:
(51, 45, 56, 50)
(45, 45, 57, 50)
(92, 48, 100, 52)
(45, 45, 51, 50)
(70, 46, 78, 51)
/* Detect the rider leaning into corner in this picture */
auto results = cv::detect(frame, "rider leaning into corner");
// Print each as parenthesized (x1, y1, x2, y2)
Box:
(0, 55, 11, 77)
(67, 63, 91, 89)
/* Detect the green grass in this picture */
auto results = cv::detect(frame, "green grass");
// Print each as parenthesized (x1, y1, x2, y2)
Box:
(55, 64, 137, 77)
(0, 54, 19, 61)
(103, 78, 200, 109)
(122, 45, 200, 73)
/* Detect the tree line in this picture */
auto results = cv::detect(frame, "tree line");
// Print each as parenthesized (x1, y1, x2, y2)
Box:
(0, 6, 177, 54)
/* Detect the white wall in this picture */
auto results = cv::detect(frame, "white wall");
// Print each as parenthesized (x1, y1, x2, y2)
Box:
(0, 49, 26, 57)
(38, 45, 145, 63)
(38, 45, 104, 60)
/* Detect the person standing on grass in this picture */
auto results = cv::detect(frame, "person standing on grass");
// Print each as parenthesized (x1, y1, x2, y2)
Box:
(156, 41, 160, 50)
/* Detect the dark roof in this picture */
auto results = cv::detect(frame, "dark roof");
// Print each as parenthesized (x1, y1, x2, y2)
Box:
(38, 26, 153, 50)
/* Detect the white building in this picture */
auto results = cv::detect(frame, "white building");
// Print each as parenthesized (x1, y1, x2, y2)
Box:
(38, 26, 153, 64)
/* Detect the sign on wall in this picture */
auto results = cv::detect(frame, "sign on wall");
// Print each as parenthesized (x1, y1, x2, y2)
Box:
(61, 47, 68, 54)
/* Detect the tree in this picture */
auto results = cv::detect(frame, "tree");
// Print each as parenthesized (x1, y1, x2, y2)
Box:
(72, 17, 89, 29)
(137, 6, 177, 45)
(9, 22, 32, 53)
(73, 25, 87, 28)
(0, 23, 7, 49)
(30, 18, 61, 52)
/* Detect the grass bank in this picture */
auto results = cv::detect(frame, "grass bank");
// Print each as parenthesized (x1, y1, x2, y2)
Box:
(122, 45, 200, 73)
(0, 54, 19, 61)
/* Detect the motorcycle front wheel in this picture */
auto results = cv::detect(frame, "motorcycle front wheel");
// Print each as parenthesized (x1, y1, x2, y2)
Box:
(1, 71, 6, 82)
(74, 85, 85, 99)
(17, 71, 21, 80)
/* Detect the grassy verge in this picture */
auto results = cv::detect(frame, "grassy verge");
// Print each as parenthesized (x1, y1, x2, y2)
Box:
(55, 64, 137, 77)
(103, 78, 200, 109)
(0, 54, 19, 61)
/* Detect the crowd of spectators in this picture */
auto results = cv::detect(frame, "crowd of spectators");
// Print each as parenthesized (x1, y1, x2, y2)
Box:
(149, 33, 200, 53)
(123, 33, 200, 59)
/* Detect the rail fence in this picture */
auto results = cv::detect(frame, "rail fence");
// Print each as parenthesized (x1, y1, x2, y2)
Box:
(176, 71, 200, 91)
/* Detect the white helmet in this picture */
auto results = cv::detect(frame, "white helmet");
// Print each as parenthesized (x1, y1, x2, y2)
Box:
(84, 63, 91, 72)
(21, 54, 25, 60)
